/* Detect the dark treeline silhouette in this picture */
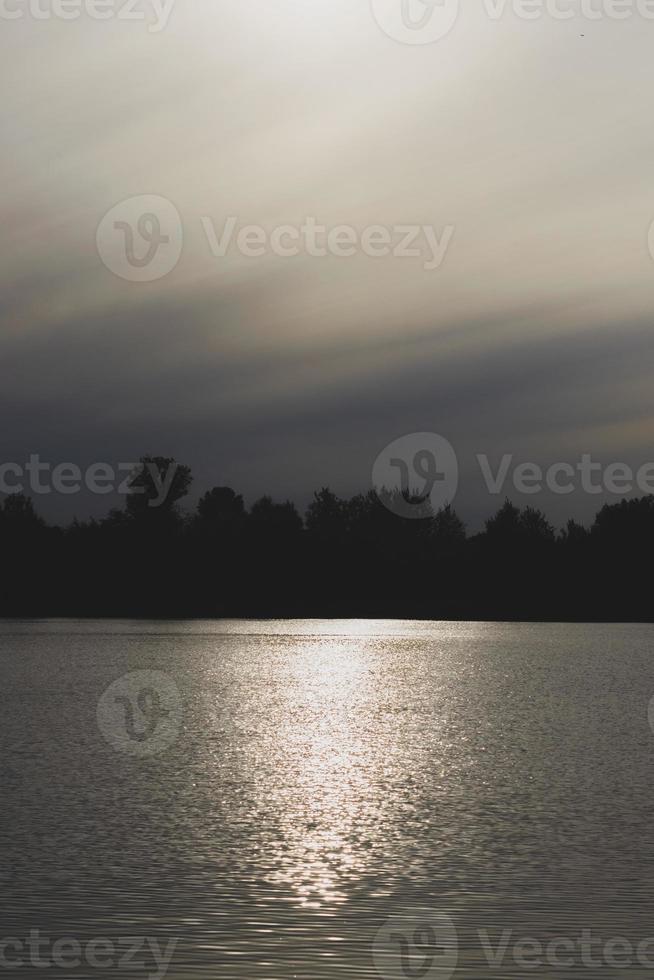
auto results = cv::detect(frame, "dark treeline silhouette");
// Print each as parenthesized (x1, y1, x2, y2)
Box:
(2, 455, 653, 621)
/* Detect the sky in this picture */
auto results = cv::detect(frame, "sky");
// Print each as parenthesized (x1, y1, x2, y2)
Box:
(2, 0, 654, 529)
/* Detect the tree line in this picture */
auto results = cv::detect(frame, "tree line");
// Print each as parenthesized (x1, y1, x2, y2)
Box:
(1, 455, 652, 621)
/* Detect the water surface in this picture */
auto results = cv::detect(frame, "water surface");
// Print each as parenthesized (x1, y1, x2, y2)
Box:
(2, 619, 654, 978)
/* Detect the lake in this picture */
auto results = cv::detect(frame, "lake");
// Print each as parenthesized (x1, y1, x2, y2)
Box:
(2, 619, 654, 979)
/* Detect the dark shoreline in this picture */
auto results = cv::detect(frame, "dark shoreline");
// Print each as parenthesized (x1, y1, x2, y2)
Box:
(3, 459, 653, 622)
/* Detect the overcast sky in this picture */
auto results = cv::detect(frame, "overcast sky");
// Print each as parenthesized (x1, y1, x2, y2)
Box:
(2, 0, 654, 528)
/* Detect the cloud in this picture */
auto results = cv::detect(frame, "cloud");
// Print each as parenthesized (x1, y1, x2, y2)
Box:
(2, 1, 653, 525)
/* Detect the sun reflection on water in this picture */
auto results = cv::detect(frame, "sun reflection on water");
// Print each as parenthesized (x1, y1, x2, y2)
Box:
(195, 621, 489, 920)
(257, 637, 383, 908)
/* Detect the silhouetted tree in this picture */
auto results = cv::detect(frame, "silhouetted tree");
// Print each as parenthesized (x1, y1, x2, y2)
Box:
(431, 503, 466, 548)
(305, 488, 347, 540)
(559, 518, 589, 546)
(126, 456, 192, 519)
(0, 492, 44, 528)
(485, 499, 522, 542)
(197, 486, 245, 524)
(2, 465, 654, 621)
